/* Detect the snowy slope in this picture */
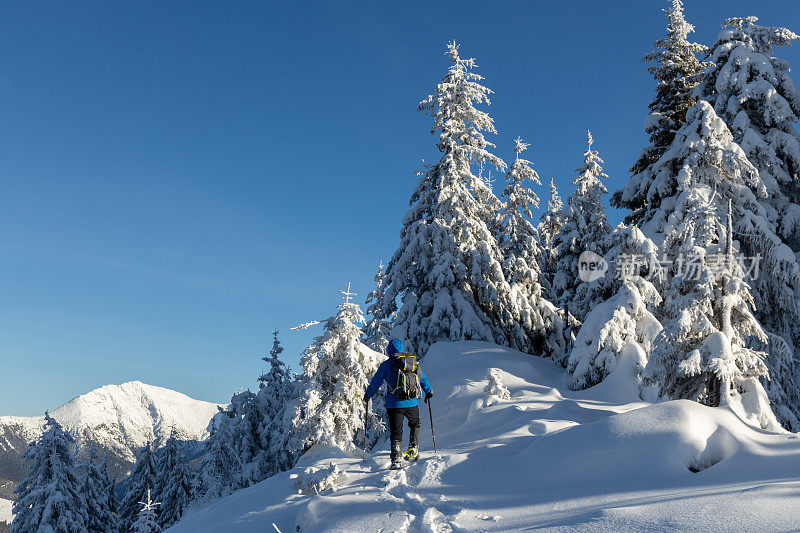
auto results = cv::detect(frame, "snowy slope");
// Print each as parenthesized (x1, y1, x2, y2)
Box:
(0, 381, 224, 482)
(169, 342, 800, 532)
(0, 498, 10, 525)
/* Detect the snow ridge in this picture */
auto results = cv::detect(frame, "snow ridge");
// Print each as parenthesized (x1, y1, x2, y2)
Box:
(168, 342, 800, 532)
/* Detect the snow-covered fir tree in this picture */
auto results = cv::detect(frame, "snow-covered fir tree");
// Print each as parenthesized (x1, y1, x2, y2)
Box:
(613, 0, 706, 222)
(257, 329, 298, 476)
(131, 489, 161, 533)
(538, 179, 564, 299)
(538, 179, 564, 251)
(259, 329, 285, 389)
(119, 443, 159, 530)
(645, 189, 778, 429)
(153, 436, 193, 528)
(290, 284, 385, 455)
(80, 447, 118, 533)
(693, 16, 800, 428)
(383, 41, 520, 355)
(567, 225, 663, 390)
(11, 413, 88, 533)
(363, 262, 393, 353)
(500, 137, 564, 355)
(633, 99, 794, 427)
(196, 410, 244, 499)
(551, 132, 613, 325)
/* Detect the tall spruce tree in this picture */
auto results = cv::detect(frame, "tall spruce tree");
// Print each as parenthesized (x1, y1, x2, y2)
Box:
(11, 414, 88, 533)
(538, 179, 564, 301)
(119, 443, 159, 530)
(80, 447, 118, 533)
(290, 284, 385, 455)
(500, 138, 563, 356)
(551, 132, 612, 324)
(692, 16, 800, 428)
(383, 41, 519, 354)
(363, 262, 393, 353)
(613, 0, 707, 222)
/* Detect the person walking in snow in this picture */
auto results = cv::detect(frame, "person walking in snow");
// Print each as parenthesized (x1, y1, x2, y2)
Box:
(364, 339, 433, 469)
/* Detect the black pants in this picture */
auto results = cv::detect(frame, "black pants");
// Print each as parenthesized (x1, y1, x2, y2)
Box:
(387, 405, 420, 460)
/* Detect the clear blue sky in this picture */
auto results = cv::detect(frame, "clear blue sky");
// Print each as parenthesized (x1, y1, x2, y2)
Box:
(2, 1, 799, 416)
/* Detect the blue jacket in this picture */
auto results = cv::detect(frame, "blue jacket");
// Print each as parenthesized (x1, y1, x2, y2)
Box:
(365, 358, 432, 409)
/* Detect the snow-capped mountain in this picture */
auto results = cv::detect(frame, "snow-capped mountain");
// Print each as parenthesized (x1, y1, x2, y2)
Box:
(0, 381, 224, 482)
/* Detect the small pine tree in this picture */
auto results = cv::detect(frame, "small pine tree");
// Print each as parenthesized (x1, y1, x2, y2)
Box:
(567, 225, 663, 390)
(119, 443, 159, 531)
(259, 329, 285, 388)
(257, 329, 298, 475)
(131, 489, 161, 533)
(363, 262, 393, 353)
(291, 284, 385, 455)
(80, 447, 118, 533)
(383, 41, 517, 354)
(613, 0, 707, 222)
(11, 413, 88, 533)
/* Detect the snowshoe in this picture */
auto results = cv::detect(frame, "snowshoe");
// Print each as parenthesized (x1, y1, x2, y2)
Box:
(403, 447, 419, 462)
(389, 460, 404, 470)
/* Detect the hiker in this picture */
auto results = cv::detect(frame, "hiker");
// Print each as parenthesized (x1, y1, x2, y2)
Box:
(364, 339, 433, 469)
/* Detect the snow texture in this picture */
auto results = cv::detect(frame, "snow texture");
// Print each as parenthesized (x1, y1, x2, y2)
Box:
(168, 342, 800, 533)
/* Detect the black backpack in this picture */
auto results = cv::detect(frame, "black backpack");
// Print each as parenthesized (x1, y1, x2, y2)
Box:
(388, 352, 421, 400)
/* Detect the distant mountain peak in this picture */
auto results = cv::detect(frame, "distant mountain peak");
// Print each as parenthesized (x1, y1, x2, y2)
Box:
(0, 381, 224, 482)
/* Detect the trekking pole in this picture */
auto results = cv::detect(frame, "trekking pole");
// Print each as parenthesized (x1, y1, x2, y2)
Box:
(425, 395, 437, 454)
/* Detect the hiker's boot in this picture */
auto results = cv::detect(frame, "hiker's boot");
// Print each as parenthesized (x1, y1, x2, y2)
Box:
(390, 441, 403, 470)
(405, 426, 420, 461)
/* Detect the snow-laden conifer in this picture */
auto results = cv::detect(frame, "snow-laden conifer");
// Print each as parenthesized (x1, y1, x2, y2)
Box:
(363, 262, 393, 353)
(383, 41, 518, 354)
(196, 411, 243, 499)
(257, 329, 298, 476)
(153, 436, 193, 528)
(10, 413, 88, 533)
(538, 179, 564, 300)
(693, 17, 800, 428)
(499, 138, 564, 356)
(613, 0, 706, 221)
(645, 189, 778, 429)
(567, 225, 663, 390)
(551, 132, 612, 323)
(632, 100, 795, 427)
(80, 447, 118, 533)
(131, 489, 161, 533)
(120, 442, 159, 530)
(290, 284, 385, 455)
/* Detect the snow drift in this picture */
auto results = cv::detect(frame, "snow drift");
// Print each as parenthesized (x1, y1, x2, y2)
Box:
(168, 342, 800, 532)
